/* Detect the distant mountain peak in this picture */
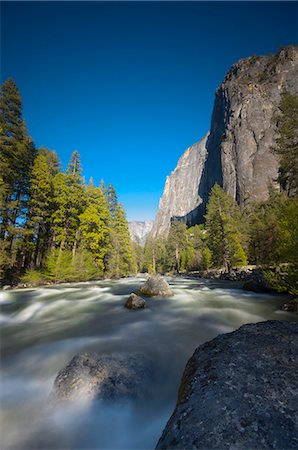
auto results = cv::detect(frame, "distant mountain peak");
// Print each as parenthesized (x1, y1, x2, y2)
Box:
(128, 221, 154, 246)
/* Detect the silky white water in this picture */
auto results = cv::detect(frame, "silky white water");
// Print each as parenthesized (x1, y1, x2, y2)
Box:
(0, 276, 296, 450)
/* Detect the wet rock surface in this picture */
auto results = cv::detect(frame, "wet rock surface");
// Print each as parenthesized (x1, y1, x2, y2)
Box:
(125, 293, 146, 310)
(138, 275, 173, 297)
(50, 352, 152, 405)
(156, 320, 298, 450)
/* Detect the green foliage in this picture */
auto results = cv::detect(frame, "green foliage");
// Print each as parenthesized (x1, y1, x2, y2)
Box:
(107, 204, 136, 278)
(272, 92, 298, 194)
(201, 245, 212, 269)
(205, 184, 247, 271)
(27, 153, 54, 267)
(166, 221, 188, 273)
(246, 191, 298, 265)
(21, 269, 45, 286)
(0, 78, 36, 262)
(264, 265, 298, 295)
(44, 249, 99, 282)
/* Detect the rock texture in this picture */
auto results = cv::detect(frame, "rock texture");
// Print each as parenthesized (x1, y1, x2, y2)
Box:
(125, 293, 146, 310)
(138, 275, 173, 297)
(50, 352, 151, 405)
(128, 220, 154, 246)
(156, 320, 298, 450)
(151, 134, 209, 238)
(152, 46, 298, 237)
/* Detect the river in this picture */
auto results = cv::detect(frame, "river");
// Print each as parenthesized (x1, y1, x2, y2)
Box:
(0, 276, 296, 450)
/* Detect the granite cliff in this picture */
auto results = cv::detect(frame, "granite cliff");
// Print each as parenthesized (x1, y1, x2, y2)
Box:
(152, 46, 298, 238)
(150, 134, 208, 238)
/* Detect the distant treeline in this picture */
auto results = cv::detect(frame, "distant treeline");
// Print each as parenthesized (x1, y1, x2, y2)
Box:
(0, 78, 136, 284)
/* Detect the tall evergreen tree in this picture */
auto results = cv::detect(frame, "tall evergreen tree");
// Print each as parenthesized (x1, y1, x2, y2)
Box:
(105, 183, 118, 219)
(39, 147, 60, 177)
(166, 221, 188, 273)
(0, 78, 36, 247)
(79, 184, 111, 271)
(272, 92, 298, 195)
(66, 150, 82, 177)
(205, 184, 247, 272)
(27, 154, 54, 268)
(51, 160, 86, 257)
(107, 203, 136, 277)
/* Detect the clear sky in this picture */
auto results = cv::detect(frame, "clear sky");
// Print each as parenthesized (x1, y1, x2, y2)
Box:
(1, 1, 297, 220)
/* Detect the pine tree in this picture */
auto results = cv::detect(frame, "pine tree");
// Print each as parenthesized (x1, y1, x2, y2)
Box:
(166, 221, 188, 273)
(205, 184, 247, 271)
(105, 183, 118, 219)
(39, 148, 60, 177)
(0, 78, 36, 249)
(66, 150, 82, 178)
(79, 184, 110, 271)
(272, 92, 298, 195)
(51, 162, 86, 257)
(27, 154, 54, 268)
(107, 203, 136, 277)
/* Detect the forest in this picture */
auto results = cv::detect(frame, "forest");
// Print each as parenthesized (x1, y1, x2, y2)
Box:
(0, 79, 297, 294)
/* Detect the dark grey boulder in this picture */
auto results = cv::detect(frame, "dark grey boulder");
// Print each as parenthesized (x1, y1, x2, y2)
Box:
(281, 299, 298, 313)
(243, 278, 272, 293)
(138, 275, 173, 297)
(125, 293, 146, 310)
(50, 352, 151, 405)
(156, 320, 298, 450)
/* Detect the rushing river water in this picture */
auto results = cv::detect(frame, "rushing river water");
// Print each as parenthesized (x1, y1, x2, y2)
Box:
(0, 276, 296, 450)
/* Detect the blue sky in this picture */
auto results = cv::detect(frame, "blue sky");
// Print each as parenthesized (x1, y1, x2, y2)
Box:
(1, 1, 297, 220)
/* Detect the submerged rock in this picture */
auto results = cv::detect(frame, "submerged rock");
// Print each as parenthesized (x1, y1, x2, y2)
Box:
(156, 320, 298, 450)
(138, 275, 173, 297)
(125, 293, 146, 310)
(50, 352, 151, 405)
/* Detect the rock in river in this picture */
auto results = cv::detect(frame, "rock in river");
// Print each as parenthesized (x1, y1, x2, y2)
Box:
(156, 320, 298, 450)
(125, 293, 146, 310)
(50, 352, 151, 405)
(138, 275, 173, 297)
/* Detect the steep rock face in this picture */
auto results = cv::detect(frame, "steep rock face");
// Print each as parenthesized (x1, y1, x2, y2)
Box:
(129, 220, 153, 246)
(152, 46, 298, 237)
(156, 320, 298, 450)
(151, 134, 209, 238)
(202, 45, 298, 209)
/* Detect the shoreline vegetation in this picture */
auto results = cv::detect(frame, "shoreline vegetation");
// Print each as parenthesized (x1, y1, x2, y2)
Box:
(1, 82, 297, 296)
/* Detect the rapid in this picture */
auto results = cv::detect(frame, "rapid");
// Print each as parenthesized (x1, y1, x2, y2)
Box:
(0, 276, 296, 450)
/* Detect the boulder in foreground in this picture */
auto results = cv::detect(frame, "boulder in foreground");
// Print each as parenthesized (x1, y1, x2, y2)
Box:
(138, 275, 173, 297)
(50, 352, 151, 405)
(125, 293, 146, 310)
(156, 320, 298, 449)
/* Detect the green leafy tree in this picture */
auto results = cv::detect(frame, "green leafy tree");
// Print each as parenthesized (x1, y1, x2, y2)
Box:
(272, 92, 298, 195)
(205, 184, 247, 271)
